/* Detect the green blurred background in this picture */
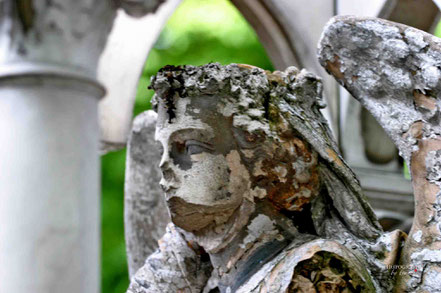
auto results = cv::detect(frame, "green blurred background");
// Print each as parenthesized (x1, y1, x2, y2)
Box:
(101, 0, 273, 291)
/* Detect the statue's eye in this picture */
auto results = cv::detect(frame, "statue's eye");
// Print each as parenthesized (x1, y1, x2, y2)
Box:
(185, 140, 213, 155)
(186, 145, 205, 155)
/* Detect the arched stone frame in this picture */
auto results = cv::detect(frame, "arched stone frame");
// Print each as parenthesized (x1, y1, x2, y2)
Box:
(98, 0, 182, 152)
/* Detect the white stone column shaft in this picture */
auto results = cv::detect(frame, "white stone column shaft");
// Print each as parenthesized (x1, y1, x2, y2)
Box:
(0, 0, 162, 290)
(0, 73, 104, 292)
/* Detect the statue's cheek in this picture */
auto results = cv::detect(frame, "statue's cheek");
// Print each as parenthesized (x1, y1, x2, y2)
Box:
(226, 150, 254, 203)
(173, 153, 234, 207)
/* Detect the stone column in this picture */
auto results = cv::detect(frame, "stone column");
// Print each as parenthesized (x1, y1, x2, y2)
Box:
(0, 0, 160, 292)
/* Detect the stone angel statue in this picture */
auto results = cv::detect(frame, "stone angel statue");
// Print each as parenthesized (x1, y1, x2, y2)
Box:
(125, 63, 405, 293)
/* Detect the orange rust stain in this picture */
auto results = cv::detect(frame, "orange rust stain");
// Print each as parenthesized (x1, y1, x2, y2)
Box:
(396, 137, 441, 292)
(265, 71, 286, 85)
(413, 90, 437, 111)
(186, 240, 197, 250)
(262, 137, 319, 212)
(325, 55, 345, 81)
(410, 137, 441, 228)
(403, 121, 424, 140)
(237, 63, 260, 71)
(326, 148, 344, 167)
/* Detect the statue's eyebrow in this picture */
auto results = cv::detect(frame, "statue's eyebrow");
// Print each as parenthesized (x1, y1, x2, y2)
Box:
(168, 128, 214, 142)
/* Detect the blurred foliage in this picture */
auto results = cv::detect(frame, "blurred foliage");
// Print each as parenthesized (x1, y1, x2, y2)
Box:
(435, 20, 441, 38)
(101, 150, 129, 293)
(101, 0, 273, 292)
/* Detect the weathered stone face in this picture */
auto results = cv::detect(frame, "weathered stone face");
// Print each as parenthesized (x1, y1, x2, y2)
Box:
(149, 63, 386, 243)
(155, 90, 322, 233)
(153, 64, 328, 234)
(156, 95, 250, 231)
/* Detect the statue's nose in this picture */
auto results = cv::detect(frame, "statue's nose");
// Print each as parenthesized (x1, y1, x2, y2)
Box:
(160, 166, 174, 182)
(159, 173, 179, 194)
(159, 157, 179, 192)
(159, 149, 170, 170)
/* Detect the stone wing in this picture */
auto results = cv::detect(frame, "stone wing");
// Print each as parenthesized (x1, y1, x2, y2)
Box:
(124, 110, 170, 277)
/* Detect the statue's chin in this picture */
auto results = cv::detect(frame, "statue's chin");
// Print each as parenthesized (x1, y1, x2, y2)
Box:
(170, 213, 213, 232)
(167, 197, 237, 232)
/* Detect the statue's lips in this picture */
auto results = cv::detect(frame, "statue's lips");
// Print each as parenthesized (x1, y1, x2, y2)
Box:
(164, 189, 177, 199)
(166, 196, 238, 232)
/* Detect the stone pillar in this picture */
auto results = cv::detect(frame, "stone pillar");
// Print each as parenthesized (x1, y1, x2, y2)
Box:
(0, 73, 104, 292)
(0, 0, 160, 291)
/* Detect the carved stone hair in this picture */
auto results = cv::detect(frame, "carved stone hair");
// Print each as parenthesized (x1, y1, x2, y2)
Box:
(150, 63, 382, 240)
(150, 63, 325, 130)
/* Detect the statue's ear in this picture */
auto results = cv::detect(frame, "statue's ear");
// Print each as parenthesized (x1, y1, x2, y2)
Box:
(124, 110, 170, 277)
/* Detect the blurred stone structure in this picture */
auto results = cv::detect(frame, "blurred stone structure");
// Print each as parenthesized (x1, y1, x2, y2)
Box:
(0, 0, 162, 292)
